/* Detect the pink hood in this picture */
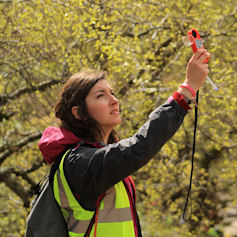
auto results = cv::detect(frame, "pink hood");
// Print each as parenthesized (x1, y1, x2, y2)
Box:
(39, 126, 81, 164)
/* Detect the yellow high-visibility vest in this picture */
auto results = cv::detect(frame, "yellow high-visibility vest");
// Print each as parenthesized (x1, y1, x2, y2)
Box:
(53, 150, 136, 237)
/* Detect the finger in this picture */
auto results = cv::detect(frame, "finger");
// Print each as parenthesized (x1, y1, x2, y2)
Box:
(192, 49, 207, 60)
(198, 52, 211, 63)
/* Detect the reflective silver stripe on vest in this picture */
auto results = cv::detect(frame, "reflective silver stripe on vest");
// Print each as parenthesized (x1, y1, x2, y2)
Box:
(57, 170, 91, 233)
(57, 170, 133, 234)
(98, 187, 132, 223)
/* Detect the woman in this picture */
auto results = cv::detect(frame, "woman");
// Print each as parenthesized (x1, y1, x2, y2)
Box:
(39, 49, 210, 237)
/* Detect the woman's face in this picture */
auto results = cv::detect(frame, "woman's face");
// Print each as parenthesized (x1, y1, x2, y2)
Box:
(85, 80, 121, 133)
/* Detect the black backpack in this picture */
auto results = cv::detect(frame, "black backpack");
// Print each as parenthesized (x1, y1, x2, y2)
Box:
(25, 155, 69, 237)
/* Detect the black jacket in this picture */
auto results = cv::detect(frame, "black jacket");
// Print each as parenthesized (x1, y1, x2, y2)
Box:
(63, 100, 187, 209)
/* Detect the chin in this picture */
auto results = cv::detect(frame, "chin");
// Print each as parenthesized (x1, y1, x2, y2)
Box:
(111, 118, 122, 128)
(116, 117, 122, 125)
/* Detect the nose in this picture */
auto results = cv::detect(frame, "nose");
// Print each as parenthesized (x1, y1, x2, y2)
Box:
(110, 94, 119, 105)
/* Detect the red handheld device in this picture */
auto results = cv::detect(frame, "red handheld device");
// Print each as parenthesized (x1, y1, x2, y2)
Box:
(187, 29, 209, 63)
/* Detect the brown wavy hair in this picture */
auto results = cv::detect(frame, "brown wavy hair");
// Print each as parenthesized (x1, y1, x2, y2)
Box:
(55, 70, 118, 143)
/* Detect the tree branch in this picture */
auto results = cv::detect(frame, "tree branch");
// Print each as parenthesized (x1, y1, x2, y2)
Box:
(118, 37, 176, 96)
(0, 111, 16, 122)
(0, 79, 60, 107)
(0, 168, 32, 207)
(9, 159, 44, 186)
(120, 14, 169, 39)
(0, 132, 42, 165)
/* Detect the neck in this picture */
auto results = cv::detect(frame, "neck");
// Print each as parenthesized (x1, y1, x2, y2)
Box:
(101, 128, 111, 144)
(102, 133, 109, 144)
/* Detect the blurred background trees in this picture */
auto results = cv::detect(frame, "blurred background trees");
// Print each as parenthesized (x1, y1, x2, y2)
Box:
(0, 0, 236, 236)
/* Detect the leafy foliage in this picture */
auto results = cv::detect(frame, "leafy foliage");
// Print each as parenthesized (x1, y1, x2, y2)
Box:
(0, 0, 236, 236)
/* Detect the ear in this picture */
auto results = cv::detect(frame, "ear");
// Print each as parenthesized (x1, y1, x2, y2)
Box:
(71, 106, 80, 120)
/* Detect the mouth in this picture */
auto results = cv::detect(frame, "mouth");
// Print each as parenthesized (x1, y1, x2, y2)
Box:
(111, 109, 119, 114)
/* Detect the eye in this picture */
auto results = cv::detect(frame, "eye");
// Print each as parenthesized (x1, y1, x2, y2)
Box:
(111, 91, 116, 97)
(96, 94, 103, 98)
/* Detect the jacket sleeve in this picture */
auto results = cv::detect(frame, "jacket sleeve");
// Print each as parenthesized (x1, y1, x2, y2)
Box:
(64, 100, 187, 201)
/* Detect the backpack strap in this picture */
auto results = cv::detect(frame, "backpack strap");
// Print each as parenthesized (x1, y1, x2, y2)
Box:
(49, 152, 65, 183)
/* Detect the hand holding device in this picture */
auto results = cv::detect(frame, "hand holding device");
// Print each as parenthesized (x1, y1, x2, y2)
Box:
(183, 29, 218, 91)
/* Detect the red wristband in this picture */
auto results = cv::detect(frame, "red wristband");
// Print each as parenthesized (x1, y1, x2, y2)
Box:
(180, 83, 196, 98)
(172, 91, 192, 110)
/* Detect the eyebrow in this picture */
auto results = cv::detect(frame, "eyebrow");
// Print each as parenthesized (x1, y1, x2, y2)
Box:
(94, 88, 113, 94)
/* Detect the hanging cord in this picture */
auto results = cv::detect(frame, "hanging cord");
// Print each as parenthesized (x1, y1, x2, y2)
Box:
(183, 90, 199, 221)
